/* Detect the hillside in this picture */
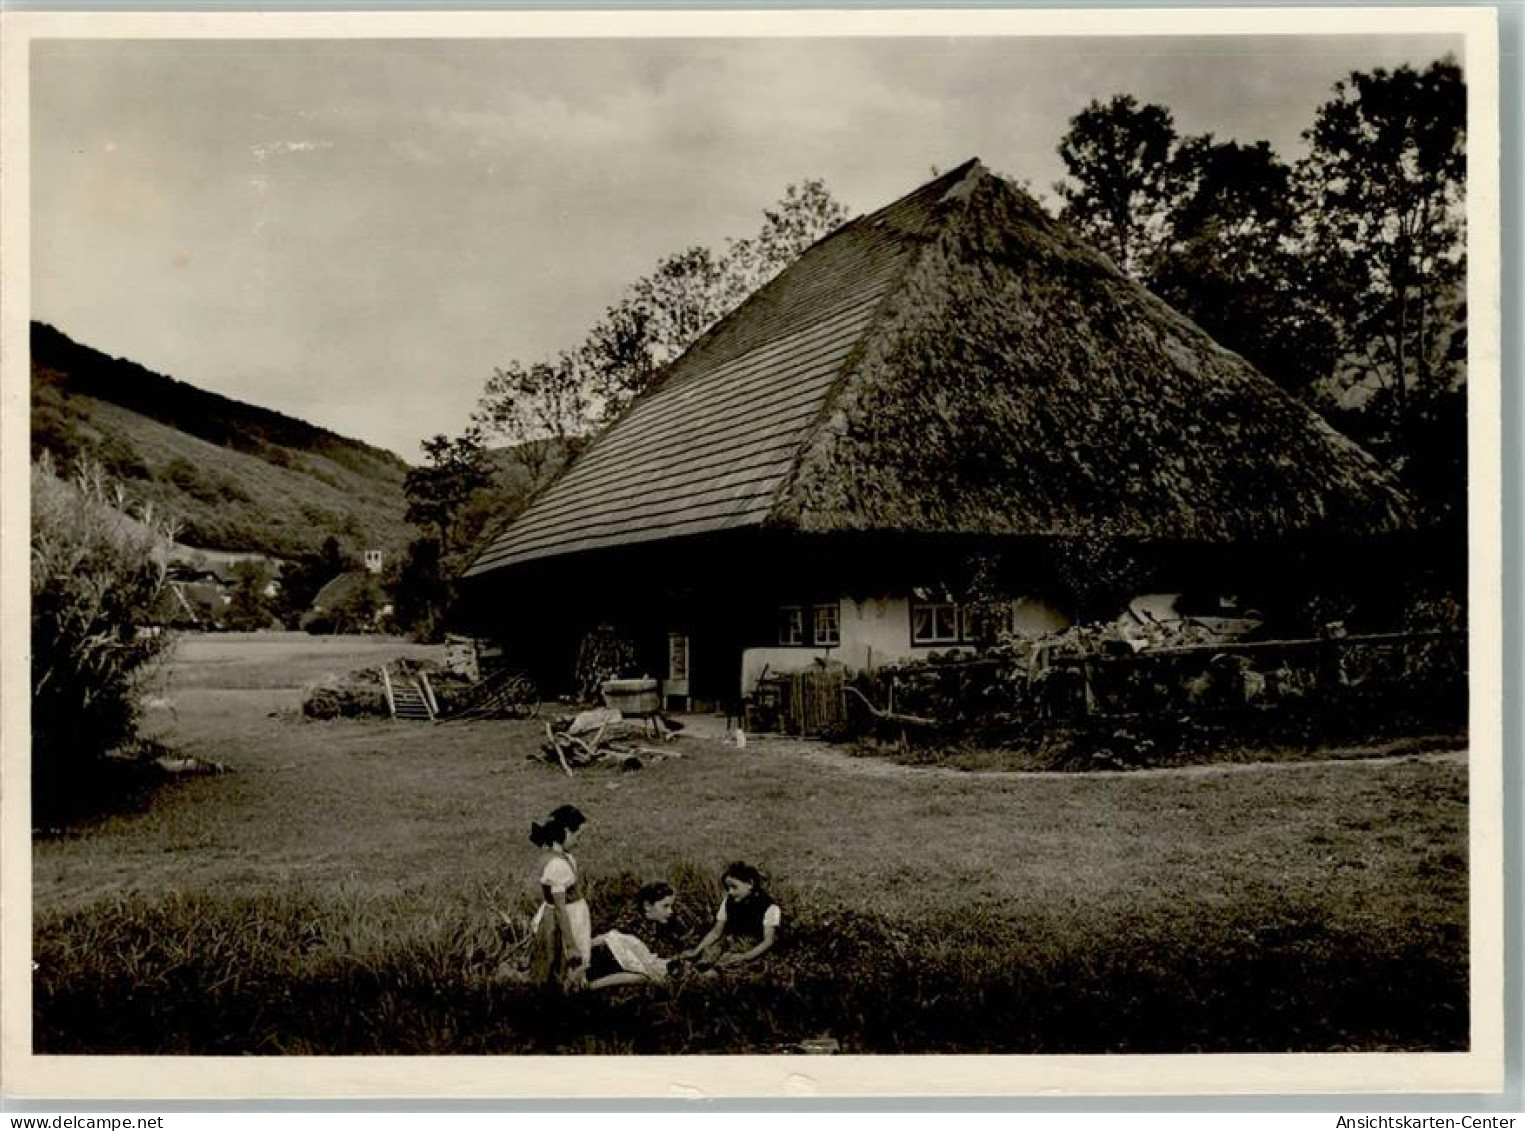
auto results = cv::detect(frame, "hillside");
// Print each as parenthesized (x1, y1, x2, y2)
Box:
(31, 322, 414, 561)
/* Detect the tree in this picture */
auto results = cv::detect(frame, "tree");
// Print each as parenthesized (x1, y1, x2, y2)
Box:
(1297, 59, 1467, 455)
(577, 181, 849, 417)
(446, 179, 846, 639)
(224, 559, 276, 630)
(721, 178, 850, 304)
(403, 429, 498, 550)
(475, 355, 590, 493)
(388, 537, 447, 640)
(333, 580, 380, 634)
(1054, 95, 1180, 277)
(393, 429, 503, 639)
(317, 534, 352, 578)
(31, 455, 176, 820)
(1150, 137, 1339, 394)
(275, 535, 354, 628)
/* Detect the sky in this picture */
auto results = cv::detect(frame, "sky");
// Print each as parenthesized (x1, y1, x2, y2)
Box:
(30, 29, 1462, 463)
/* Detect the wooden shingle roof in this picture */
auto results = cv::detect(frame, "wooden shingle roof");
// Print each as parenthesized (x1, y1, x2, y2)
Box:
(467, 159, 1410, 577)
(466, 161, 977, 576)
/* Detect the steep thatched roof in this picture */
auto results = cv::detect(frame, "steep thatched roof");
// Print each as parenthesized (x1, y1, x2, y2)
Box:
(467, 160, 1410, 578)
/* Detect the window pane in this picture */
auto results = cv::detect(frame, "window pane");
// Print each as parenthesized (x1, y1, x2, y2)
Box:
(934, 605, 957, 640)
(913, 602, 960, 643)
(813, 604, 839, 645)
(778, 606, 803, 645)
(912, 605, 933, 642)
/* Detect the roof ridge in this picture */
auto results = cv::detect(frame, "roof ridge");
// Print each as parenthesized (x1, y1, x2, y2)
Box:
(657, 158, 984, 399)
(763, 160, 988, 527)
(465, 161, 991, 575)
(485, 167, 947, 537)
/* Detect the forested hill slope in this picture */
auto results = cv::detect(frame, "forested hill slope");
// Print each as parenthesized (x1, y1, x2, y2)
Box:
(30, 322, 413, 560)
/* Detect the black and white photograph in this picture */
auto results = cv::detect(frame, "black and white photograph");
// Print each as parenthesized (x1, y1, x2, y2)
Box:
(0, 7, 1505, 1100)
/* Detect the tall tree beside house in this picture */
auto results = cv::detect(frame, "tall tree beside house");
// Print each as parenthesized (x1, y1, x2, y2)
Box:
(1054, 95, 1180, 278)
(580, 180, 851, 415)
(1056, 102, 1339, 397)
(1296, 59, 1467, 495)
(587, 245, 733, 410)
(1150, 137, 1340, 396)
(386, 536, 446, 640)
(474, 355, 591, 496)
(1055, 63, 1467, 458)
(393, 429, 502, 639)
(404, 429, 499, 550)
(474, 178, 849, 486)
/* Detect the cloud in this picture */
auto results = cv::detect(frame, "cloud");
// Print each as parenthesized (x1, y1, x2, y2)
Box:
(250, 139, 335, 162)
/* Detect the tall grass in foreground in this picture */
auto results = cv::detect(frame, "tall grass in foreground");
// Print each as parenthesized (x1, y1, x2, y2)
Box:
(35, 868, 1466, 1055)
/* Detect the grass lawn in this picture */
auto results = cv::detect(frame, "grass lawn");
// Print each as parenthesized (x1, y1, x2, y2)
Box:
(32, 633, 1469, 1055)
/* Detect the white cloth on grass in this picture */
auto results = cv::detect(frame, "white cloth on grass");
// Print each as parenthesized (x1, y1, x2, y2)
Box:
(593, 930, 669, 982)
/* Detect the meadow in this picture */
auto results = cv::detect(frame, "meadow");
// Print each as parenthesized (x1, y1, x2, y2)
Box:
(32, 633, 1469, 1054)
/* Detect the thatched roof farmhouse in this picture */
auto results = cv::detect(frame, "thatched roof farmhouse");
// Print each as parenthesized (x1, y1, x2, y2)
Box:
(462, 160, 1411, 707)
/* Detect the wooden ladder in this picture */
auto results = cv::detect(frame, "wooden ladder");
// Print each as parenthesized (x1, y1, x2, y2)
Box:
(381, 665, 437, 722)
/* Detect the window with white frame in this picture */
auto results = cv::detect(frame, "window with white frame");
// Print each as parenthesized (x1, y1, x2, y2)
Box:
(812, 603, 840, 646)
(777, 602, 840, 647)
(912, 599, 1015, 644)
(911, 600, 961, 644)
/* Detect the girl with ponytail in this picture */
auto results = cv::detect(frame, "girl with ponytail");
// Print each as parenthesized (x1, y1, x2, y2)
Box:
(527, 804, 591, 990)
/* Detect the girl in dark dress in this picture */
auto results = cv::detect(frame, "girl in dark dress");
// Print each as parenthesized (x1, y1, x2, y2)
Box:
(685, 862, 780, 971)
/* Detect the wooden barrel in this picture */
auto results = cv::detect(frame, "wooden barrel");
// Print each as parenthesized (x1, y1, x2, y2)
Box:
(601, 678, 661, 715)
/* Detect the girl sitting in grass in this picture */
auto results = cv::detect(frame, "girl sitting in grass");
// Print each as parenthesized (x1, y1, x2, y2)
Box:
(586, 881, 684, 990)
(527, 804, 591, 991)
(685, 861, 780, 971)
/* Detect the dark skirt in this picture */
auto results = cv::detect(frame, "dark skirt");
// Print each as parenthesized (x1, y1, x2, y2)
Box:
(587, 941, 622, 982)
(528, 906, 565, 988)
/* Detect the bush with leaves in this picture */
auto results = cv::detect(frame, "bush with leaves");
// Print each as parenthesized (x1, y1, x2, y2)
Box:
(31, 455, 176, 820)
(224, 559, 278, 631)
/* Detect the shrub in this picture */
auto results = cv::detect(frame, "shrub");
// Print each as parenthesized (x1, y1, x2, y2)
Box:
(31, 456, 177, 820)
(162, 455, 223, 503)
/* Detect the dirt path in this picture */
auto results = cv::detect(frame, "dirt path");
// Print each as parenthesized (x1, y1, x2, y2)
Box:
(746, 739, 1468, 781)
